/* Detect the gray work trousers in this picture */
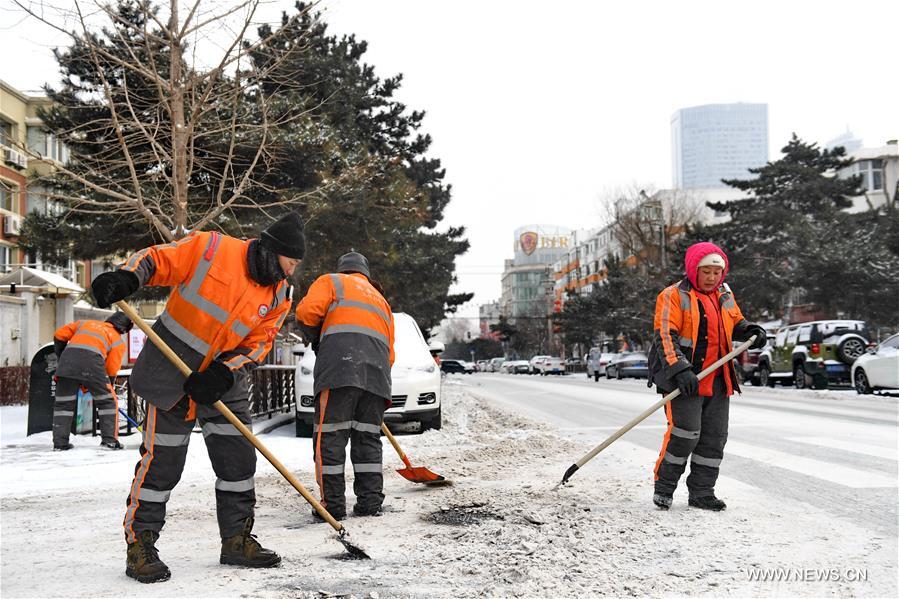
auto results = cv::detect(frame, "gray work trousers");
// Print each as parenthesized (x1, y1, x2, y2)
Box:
(54, 377, 118, 446)
(313, 387, 387, 516)
(123, 396, 256, 543)
(654, 376, 730, 498)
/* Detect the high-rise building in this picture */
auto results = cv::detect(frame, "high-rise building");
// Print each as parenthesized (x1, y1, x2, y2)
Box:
(500, 225, 573, 320)
(671, 103, 768, 189)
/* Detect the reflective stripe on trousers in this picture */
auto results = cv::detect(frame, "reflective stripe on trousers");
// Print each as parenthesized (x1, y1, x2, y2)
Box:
(123, 396, 257, 542)
(313, 386, 387, 514)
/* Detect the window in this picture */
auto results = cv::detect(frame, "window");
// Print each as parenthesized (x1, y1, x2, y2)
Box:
(775, 329, 787, 347)
(26, 126, 47, 156)
(0, 182, 15, 212)
(879, 335, 899, 350)
(786, 326, 800, 345)
(870, 159, 883, 191)
(798, 325, 812, 343)
(0, 121, 13, 146)
(0, 245, 10, 271)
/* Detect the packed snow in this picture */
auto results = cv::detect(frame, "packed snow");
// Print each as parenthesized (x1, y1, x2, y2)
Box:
(1, 379, 896, 597)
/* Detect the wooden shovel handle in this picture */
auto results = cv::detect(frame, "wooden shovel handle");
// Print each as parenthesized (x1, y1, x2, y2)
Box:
(381, 422, 412, 467)
(114, 301, 345, 532)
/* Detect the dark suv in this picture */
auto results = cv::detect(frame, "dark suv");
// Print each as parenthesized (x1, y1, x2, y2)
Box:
(440, 359, 467, 374)
(757, 320, 869, 389)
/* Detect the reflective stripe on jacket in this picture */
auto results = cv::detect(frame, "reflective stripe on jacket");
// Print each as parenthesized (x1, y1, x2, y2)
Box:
(121, 231, 291, 408)
(295, 272, 395, 399)
(54, 320, 126, 380)
(650, 278, 750, 394)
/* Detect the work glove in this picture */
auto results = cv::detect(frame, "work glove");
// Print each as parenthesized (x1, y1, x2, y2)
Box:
(743, 324, 768, 350)
(183, 360, 234, 405)
(53, 339, 68, 358)
(673, 369, 699, 398)
(91, 270, 140, 309)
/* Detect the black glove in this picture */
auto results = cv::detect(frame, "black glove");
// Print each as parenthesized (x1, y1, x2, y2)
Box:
(183, 360, 234, 405)
(53, 339, 68, 358)
(743, 324, 767, 350)
(674, 369, 699, 398)
(91, 270, 140, 309)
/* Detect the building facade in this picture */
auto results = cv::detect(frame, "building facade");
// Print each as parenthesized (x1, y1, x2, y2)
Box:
(500, 225, 573, 320)
(671, 102, 768, 189)
(837, 140, 898, 213)
(0, 79, 85, 284)
(478, 300, 501, 338)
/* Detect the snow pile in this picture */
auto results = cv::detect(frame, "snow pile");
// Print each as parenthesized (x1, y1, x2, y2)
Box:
(1, 381, 895, 598)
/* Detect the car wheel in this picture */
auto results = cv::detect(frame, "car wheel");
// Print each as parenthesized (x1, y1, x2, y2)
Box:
(594, 371, 600, 382)
(758, 364, 773, 388)
(854, 368, 873, 395)
(295, 415, 313, 438)
(793, 365, 807, 389)
(837, 337, 866, 364)
(420, 407, 442, 432)
(616, 368, 623, 380)
(606, 368, 612, 379)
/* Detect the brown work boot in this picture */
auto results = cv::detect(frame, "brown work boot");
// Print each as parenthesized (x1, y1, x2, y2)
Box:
(126, 530, 171, 583)
(220, 517, 281, 568)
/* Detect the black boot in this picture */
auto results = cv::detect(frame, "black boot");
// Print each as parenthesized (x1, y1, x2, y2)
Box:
(53, 443, 74, 451)
(126, 530, 171, 583)
(353, 503, 382, 517)
(220, 518, 281, 568)
(688, 495, 727, 511)
(101, 439, 124, 450)
(653, 493, 673, 510)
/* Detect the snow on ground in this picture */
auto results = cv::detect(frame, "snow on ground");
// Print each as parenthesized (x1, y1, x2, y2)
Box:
(1, 380, 896, 598)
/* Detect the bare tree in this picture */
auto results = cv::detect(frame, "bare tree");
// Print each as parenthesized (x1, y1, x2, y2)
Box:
(600, 184, 705, 272)
(12, 0, 351, 242)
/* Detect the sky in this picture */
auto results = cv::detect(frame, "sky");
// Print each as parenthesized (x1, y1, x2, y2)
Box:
(2, 0, 898, 324)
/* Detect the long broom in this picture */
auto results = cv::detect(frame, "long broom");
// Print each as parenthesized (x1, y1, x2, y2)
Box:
(555, 336, 757, 489)
(115, 301, 370, 559)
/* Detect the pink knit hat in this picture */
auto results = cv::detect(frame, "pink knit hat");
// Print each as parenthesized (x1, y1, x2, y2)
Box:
(684, 242, 729, 289)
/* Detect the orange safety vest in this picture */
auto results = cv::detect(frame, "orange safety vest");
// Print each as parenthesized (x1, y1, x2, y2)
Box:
(654, 279, 745, 394)
(295, 272, 395, 365)
(121, 231, 291, 373)
(54, 320, 126, 377)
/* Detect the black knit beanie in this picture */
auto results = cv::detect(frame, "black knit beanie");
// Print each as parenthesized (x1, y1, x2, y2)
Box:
(336, 251, 371, 278)
(106, 311, 133, 334)
(260, 212, 305, 259)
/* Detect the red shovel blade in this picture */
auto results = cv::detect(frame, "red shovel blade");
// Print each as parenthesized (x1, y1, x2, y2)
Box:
(396, 466, 450, 486)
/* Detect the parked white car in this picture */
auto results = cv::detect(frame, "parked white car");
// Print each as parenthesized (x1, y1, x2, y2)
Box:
(586, 348, 616, 382)
(294, 312, 441, 436)
(537, 356, 565, 375)
(851, 333, 899, 394)
(529, 355, 550, 374)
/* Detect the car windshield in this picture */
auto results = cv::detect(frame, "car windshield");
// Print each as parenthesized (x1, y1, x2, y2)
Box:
(393, 313, 435, 370)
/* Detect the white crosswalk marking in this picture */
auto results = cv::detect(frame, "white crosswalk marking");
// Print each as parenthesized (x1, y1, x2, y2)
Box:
(789, 437, 898, 461)
(725, 441, 898, 489)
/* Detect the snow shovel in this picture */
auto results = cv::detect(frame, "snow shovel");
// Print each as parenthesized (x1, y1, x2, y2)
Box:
(381, 423, 450, 486)
(114, 301, 370, 560)
(555, 336, 757, 489)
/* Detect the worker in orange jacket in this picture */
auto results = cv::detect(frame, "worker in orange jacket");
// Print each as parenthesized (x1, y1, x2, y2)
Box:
(52, 312, 133, 450)
(649, 241, 766, 512)
(90, 212, 304, 584)
(295, 251, 395, 520)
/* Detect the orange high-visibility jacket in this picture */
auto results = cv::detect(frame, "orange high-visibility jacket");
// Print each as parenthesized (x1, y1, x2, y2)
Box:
(651, 278, 752, 394)
(54, 320, 126, 380)
(121, 231, 292, 409)
(295, 272, 395, 399)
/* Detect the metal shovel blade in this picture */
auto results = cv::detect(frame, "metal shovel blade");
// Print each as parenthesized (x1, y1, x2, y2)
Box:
(336, 529, 371, 560)
(396, 466, 450, 486)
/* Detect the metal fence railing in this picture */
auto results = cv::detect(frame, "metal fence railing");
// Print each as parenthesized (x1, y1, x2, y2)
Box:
(247, 365, 296, 419)
(96, 365, 297, 436)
